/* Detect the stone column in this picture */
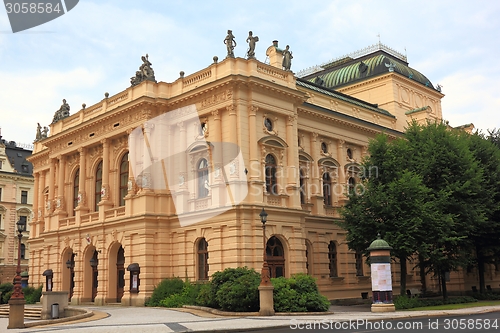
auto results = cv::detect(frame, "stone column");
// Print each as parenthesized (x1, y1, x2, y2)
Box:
(48, 158, 56, 214)
(32, 172, 39, 237)
(175, 121, 189, 214)
(286, 114, 300, 208)
(98, 139, 113, 209)
(38, 170, 46, 233)
(140, 123, 153, 192)
(309, 133, 321, 214)
(76, 148, 88, 215)
(55, 155, 67, 216)
(211, 110, 226, 207)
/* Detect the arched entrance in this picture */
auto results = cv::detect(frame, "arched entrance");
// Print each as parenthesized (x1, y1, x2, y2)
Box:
(61, 248, 75, 301)
(266, 236, 285, 278)
(83, 246, 98, 303)
(117, 246, 125, 302)
(107, 243, 125, 303)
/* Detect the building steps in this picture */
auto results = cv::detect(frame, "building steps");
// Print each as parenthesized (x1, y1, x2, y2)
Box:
(0, 305, 42, 319)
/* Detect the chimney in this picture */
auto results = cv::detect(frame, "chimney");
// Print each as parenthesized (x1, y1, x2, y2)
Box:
(266, 40, 283, 69)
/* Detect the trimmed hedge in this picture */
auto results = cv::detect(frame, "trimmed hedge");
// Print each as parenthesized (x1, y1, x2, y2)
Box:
(272, 273, 330, 312)
(146, 277, 184, 307)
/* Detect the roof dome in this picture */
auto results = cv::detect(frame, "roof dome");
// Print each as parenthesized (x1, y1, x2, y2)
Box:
(302, 48, 437, 91)
(367, 235, 392, 251)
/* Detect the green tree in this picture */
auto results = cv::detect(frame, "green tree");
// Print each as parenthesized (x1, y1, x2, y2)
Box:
(339, 134, 439, 296)
(340, 121, 485, 300)
(466, 131, 500, 293)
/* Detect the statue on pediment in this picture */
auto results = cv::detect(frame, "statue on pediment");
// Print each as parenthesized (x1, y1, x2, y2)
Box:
(52, 99, 71, 124)
(131, 54, 157, 86)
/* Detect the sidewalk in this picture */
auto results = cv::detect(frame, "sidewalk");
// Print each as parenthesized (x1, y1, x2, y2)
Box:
(1, 304, 500, 333)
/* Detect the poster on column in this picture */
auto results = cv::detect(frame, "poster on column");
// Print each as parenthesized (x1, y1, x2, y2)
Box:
(371, 263, 392, 291)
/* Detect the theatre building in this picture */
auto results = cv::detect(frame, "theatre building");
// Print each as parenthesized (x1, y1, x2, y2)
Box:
(27, 40, 496, 306)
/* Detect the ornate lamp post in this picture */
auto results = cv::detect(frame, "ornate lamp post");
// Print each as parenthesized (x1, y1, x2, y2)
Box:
(8, 219, 26, 329)
(258, 208, 274, 316)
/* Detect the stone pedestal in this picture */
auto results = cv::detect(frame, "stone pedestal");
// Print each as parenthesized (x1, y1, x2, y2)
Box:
(258, 285, 275, 316)
(371, 303, 396, 312)
(7, 298, 25, 329)
(41, 291, 69, 319)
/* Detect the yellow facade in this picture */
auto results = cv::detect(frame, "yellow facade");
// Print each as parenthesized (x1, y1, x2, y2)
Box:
(27, 42, 500, 305)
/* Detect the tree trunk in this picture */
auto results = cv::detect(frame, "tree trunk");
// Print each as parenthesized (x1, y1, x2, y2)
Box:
(477, 253, 486, 294)
(440, 270, 448, 300)
(418, 254, 427, 295)
(399, 256, 407, 297)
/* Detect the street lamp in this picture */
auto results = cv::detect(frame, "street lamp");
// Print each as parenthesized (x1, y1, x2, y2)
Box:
(8, 219, 26, 329)
(258, 208, 274, 316)
(11, 219, 26, 300)
(259, 208, 270, 285)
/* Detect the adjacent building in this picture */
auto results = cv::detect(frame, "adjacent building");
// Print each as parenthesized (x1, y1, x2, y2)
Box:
(26, 41, 499, 306)
(0, 136, 33, 284)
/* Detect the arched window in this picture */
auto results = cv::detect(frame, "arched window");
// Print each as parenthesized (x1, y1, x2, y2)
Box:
(197, 158, 209, 198)
(323, 172, 332, 206)
(265, 154, 278, 195)
(266, 236, 285, 278)
(94, 161, 103, 212)
(197, 238, 209, 280)
(300, 169, 306, 204)
(328, 241, 338, 277)
(119, 153, 129, 206)
(305, 240, 313, 275)
(348, 177, 356, 196)
(73, 169, 79, 214)
(20, 244, 26, 259)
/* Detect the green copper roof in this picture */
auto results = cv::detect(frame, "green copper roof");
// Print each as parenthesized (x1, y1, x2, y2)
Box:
(367, 235, 392, 251)
(405, 106, 430, 115)
(304, 50, 436, 91)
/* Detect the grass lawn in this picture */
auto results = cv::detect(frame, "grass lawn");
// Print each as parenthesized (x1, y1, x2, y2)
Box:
(407, 300, 500, 311)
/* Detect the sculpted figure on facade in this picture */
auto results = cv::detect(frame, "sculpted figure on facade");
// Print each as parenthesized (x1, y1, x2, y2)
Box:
(130, 54, 157, 86)
(246, 31, 259, 59)
(282, 45, 293, 71)
(35, 123, 42, 141)
(52, 99, 71, 124)
(224, 30, 237, 58)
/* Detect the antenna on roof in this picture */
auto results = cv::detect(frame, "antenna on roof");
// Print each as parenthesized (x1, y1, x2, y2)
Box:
(404, 47, 407, 60)
(377, 33, 381, 46)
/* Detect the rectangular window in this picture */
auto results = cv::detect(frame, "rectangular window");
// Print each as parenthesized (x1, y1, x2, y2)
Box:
(0, 160, 3, 169)
(0, 187, 2, 201)
(0, 213, 2, 229)
(21, 190, 28, 204)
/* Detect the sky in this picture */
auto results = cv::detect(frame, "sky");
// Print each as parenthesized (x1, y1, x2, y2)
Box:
(0, 0, 499, 148)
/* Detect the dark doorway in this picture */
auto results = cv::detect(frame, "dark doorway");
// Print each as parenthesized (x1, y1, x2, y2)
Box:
(266, 236, 285, 278)
(91, 250, 98, 302)
(117, 246, 125, 302)
(69, 253, 76, 301)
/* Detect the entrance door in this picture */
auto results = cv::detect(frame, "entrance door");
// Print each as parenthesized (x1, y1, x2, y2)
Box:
(266, 236, 285, 278)
(91, 250, 98, 302)
(116, 246, 125, 302)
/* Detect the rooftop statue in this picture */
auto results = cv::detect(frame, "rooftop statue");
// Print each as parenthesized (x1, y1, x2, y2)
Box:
(35, 123, 42, 141)
(282, 45, 293, 71)
(52, 99, 71, 124)
(131, 54, 157, 86)
(224, 30, 236, 58)
(246, 31, 259, 59)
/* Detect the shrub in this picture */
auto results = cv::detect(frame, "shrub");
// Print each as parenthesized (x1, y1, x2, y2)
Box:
(472, 293, 500, 300)
(394, 295, 422, 309)
(23, 285, 43, 304)
(215, 271, 260, 312)
(0, 283, 13, 304)
(160, 281, 205, 308)
(146, 277, 184, 307)
(198, 267, 258, 309)
(272, 273, 330, 312)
